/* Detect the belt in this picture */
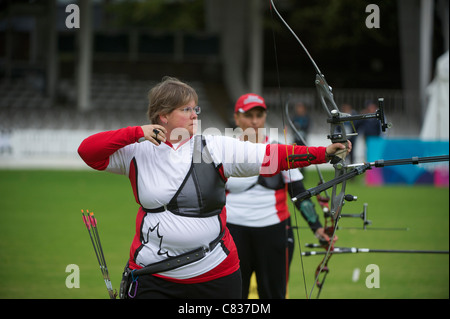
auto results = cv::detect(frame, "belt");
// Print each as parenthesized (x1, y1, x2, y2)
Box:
(132, 230, 225, 276)
(142, 205, 168, 213)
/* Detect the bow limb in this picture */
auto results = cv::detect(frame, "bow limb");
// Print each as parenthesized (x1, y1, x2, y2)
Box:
(269, 0, 322, 75)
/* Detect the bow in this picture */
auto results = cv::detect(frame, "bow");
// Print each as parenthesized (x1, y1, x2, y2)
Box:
(270, 0, 395, 298)
(271, 0, 449, 298)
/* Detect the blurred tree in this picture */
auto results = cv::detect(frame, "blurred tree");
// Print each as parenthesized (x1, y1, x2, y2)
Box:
(104, 0, 205, 31)
(287, 0, 398, 52)
(264, 0, 401, 88)
(101, 0, 403, 88)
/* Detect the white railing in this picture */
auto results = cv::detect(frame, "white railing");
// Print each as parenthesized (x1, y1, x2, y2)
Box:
(0, 129, 96, 169)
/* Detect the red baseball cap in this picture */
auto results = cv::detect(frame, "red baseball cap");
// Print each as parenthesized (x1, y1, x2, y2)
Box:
(234, 93, 267, 113)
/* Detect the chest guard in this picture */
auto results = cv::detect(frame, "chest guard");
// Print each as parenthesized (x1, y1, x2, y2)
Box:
(257, 173, 285, 190)
(143, 135, 226, 217)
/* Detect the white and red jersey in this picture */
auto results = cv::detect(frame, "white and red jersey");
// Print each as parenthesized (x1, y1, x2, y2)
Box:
(226, 137, 304, 227)
(78, 126, 326, 283)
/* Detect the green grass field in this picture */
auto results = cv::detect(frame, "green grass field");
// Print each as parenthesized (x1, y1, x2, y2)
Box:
(0, 169, 448, 299)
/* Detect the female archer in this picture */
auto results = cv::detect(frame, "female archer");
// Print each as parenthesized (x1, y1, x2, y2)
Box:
(78, 76, 351, 299)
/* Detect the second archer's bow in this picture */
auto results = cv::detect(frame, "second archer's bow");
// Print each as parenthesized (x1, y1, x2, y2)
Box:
(284, 96, 336, 298)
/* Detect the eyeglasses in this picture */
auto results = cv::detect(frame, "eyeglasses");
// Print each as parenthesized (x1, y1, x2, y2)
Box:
(179, 105, 201, 115)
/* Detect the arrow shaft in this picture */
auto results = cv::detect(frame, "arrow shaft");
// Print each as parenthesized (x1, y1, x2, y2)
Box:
(303, 248, 449, 256)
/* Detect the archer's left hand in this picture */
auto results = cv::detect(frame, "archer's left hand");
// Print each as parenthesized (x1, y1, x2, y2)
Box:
(325, 140, 352, 159)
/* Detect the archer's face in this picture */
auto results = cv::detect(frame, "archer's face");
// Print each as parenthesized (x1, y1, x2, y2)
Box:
(163, 99, 199, 140)
(234, 107, 267, 143)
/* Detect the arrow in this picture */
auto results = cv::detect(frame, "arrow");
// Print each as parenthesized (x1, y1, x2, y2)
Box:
(82, 209, 117, 299)
(302, 247, 449, 256)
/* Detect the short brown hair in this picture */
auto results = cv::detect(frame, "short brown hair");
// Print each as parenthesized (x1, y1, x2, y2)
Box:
(147, 76, 198, 124)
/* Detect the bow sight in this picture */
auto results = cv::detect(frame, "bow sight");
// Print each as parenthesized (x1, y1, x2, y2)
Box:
(326, 97, 393, 137)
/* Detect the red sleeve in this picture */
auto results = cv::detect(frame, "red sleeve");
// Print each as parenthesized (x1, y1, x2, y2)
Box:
(260, 144, 327, 177)
(78, 126, 144, 170)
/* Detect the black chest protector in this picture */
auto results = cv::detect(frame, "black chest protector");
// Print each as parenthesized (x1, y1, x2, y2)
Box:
(142, 135, 226, 217)
(257, 173, 285, 190)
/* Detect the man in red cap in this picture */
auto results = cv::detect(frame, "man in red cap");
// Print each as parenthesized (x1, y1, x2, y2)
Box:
(233, 93, 268, 144)
(234, 93, 267, 113)
(226, 93, 331, 299)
